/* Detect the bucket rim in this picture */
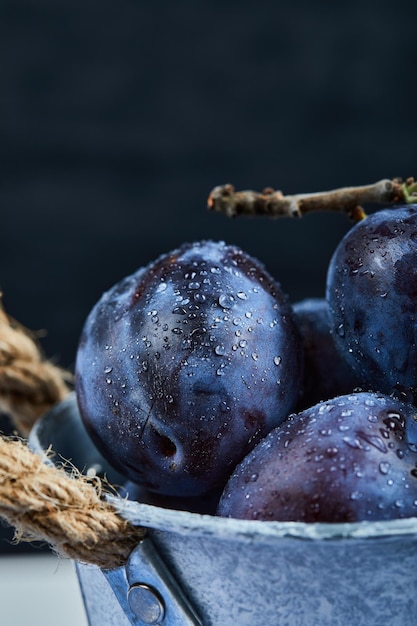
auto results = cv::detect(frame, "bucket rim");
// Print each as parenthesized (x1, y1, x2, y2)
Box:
(108, 495, 417, 543)
(31, 393, 417, 545)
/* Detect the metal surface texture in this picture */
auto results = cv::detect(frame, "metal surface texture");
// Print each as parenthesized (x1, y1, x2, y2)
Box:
(100, 538, 202, 626)
(31, 394, 417, 626)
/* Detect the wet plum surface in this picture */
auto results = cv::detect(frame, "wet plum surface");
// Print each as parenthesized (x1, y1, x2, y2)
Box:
(217, 392, 417, 522)
(326, 205, 417, 401)
(293, 298, 362, 410)
(75, 240, 303, 496)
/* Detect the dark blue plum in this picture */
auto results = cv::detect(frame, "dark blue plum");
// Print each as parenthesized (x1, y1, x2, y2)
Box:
(75, 240, 303, 496)
(293, 298, 362, 409)
(217, 392, 417, 522)
(326, 205, 417, 401)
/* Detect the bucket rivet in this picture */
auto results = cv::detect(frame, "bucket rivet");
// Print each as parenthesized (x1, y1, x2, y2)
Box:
(127, 583, 165, 624)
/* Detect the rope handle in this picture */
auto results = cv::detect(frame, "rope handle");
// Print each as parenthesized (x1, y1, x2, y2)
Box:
(0, 305, 69, 436)
(0, 301, 146, 568)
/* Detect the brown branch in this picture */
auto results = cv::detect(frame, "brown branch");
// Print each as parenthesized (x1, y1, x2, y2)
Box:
(207, 177, 417, 221)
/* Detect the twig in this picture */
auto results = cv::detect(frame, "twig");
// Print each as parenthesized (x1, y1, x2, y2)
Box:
(207, 177, 417, 221)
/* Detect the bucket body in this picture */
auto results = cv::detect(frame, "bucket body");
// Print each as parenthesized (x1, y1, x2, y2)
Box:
(30, 394, 417, 626)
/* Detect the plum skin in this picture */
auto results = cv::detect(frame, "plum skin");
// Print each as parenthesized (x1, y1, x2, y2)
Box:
(75, 240, 303, 497)
(217, 392, 417, 522)
(293, 298, 362, 410)
(326, 204, 417, 400)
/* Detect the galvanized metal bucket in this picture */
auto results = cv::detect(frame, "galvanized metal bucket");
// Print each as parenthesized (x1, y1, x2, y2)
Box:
(30, 393, 417, 626)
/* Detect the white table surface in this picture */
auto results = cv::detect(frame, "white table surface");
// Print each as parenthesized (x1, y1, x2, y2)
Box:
(0, 553, 88, 625)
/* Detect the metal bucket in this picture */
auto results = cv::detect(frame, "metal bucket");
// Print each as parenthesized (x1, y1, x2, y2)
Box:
(30, 393, 417, 626)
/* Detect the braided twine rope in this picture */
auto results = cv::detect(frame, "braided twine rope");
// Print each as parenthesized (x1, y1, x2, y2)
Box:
(0, 304, 146, 568)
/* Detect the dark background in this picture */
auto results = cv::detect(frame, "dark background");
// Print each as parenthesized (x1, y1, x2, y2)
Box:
(2, 0, 416, 372)
(0, 1, 416, 549)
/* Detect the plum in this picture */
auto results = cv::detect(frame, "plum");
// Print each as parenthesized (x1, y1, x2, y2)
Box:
(326, 204, 417, 402)
(293, 298, 362, 410)
(217, 391, 417, 522)
(75, 240, 303, 496)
